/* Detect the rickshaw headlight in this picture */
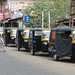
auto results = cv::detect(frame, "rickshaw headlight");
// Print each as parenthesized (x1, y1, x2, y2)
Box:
(14, 36, 16, 38)
(11, 36, 14, 39)
(43, 42, 47, 45)
(33, 41, 36, 43)
(24, 40, 28, 42)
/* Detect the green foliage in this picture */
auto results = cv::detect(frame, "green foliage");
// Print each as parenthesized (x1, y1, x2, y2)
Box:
(23, 0, 70, 27)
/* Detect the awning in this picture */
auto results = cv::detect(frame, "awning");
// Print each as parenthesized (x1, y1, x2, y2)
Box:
(3, 20, 8, 24)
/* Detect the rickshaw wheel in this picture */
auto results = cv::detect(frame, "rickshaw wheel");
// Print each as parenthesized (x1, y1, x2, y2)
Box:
(53, 53, 59, 61)
(18, 47, 20, 51)
(26, 48, 29, 52)
(5, 43, 7, 46)
(31, 49, 35, 55)
(49, 52, 51, 56)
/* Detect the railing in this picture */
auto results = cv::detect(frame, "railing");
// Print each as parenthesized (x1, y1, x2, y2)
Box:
(0, 37, 5, 52)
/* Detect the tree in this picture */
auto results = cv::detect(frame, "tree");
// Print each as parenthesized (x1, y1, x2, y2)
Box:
(23, 0, 70, 28)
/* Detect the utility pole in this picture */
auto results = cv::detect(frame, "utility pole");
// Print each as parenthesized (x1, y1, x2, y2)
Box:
(49, 11, 50, 28)
(42, 11, 44, 28)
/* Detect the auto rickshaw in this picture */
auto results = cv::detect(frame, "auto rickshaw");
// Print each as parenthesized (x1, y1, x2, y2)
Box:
(48, 27, 75, 61)
(4, 27, 17, 46)
(16, 28, 31, 51)
(28, 28, 51, 55)
(0, 27, 4, 37)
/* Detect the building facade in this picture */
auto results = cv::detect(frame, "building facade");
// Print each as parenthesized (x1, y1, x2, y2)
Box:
(8, 0, 33, 11)
(1, 0, 33, 27)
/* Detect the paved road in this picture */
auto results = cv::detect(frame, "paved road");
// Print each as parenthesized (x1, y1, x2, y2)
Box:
(0, 45, 75, 75)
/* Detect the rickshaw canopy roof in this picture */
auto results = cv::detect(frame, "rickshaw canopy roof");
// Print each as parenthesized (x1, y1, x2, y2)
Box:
(17, 28, 31, 31)
(30, 28, 51, 31)
(56, 27, 75, 31)
(4, 27, 18, 30)
(0, 27, 4, 29)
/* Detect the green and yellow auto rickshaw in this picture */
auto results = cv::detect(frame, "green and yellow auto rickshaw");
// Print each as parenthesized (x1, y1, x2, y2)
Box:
(4, 27, 17, 46)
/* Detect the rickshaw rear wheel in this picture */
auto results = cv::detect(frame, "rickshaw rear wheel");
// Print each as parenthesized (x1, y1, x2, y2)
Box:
(49, 52, 51, 56)
(26, 48, 29, 52)
(53, 53, 59, 61)
(5, 43, 7, 46)
(31, 48, 35, 55)
(18, 47, 20, 51)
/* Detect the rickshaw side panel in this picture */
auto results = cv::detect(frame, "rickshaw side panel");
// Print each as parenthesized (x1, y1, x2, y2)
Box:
(4, 29, 11, 44)
(48, 30, 56, 53)
(28, 30, 41, 52)
(17, 28, 30, 49)
(41, 41, 48, 52)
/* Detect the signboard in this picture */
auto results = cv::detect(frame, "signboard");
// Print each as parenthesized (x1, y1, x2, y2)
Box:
(0, 13, 3, 20)
(11, 5, 22, 11)
(2, 4, 9, 13)
(4, 11, 11, 19)
(11, 10, 23, 19)
(3, 20, 8, 24)
(24, 16, 31, 24)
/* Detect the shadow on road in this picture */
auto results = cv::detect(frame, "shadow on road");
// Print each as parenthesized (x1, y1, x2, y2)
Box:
(35, 54, 49, 57)
(6, 44, 17, 47)
(58, 58, 75, 64)
(31, 53, 75, 63)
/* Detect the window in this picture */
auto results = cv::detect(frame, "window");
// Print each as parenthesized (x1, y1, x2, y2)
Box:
(57, 31, 71, 38)
(23, 30, 29, 37)
(42, 31, 51, 38)
(11, 30, 17, 35)
(0, 29, 4, 32)
(20, 2, 24, 6)
(11, 2, 17, 5)
(30, 31, 32, 39)
(72, 31, 75, 40)
(26, 3, 31, 6)
(34, 31, 41, 36)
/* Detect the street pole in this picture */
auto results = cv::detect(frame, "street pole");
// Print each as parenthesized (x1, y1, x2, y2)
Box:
(49, 11, 50, 28)
(42, 11, 44, 28)
(1, 0, 2, 13)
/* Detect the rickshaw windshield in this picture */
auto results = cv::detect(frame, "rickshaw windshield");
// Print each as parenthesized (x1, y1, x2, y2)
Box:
(42, 31, 50, 38)
(72, 31, 75, 40)
(11, 30, 17, 35)
(33, 31, 41, 39)
(34, 31, 41, 36)
(23, 30, 29, 37)
(0, 29, 4, 33)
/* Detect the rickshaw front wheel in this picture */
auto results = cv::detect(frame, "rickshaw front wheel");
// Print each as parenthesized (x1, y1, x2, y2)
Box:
(31, 49, 35, 55)
(5, 43, 7, 46)
(53, 53, 59, 61)
(18, 47, 20, 51)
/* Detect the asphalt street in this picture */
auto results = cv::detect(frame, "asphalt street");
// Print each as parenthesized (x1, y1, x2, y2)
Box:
(0, 45, 75, 75)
